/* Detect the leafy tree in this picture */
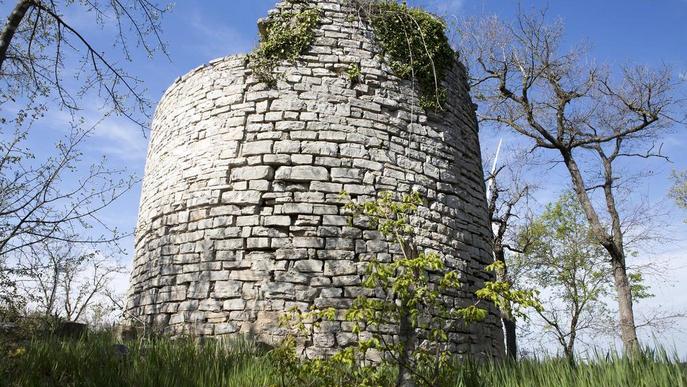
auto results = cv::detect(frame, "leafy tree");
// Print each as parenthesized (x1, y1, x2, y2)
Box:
(517, 193, 653, 360)
(459, 11, 684, 354)
(518, 193, 613, 360)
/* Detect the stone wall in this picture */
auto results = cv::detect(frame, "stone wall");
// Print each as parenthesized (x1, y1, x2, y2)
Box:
(126, 0, 504, 358)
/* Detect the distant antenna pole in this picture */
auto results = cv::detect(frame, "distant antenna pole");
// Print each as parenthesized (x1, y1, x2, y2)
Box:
(486, 138, 503, 201)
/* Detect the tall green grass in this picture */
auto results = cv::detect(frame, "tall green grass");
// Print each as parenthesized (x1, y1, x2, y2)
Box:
(0, 333, 278, 387)
(1, 333, 685, 387)
(445, 350, 687, 387)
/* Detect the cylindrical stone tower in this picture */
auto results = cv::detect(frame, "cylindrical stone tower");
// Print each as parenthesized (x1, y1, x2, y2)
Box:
(126, 0, 503, 358)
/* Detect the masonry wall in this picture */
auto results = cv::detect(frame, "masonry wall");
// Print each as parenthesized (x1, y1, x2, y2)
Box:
(126, 0, 504, 358)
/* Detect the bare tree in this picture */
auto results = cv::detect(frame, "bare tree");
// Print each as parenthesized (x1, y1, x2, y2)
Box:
(459, 11, 684, 353)
(1, 0, 170, 128)
(0, 122, 136, 258)
(16, 239, 125, 322)
(0, 0, 169, 316)
(485, 148, 537, 359)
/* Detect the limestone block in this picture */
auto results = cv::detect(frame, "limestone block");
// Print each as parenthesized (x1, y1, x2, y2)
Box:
(294, 259, 324, 272)
(223, 299, 247, 311)
(221, 190, 263, 204)
(275, 166, 329, 181)
(243, 140, 273, 155)
(214, 280, 243, 298)
(230, 166, 274, 181)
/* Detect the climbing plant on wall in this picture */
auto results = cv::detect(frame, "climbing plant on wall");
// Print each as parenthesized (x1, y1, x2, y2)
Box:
(250, 4, 321, 84)
(356, 1, 456, 111)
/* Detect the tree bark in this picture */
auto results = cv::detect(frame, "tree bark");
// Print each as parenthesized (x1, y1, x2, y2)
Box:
(611, 250, 640, 353)
(396, 306, 416, 387)
(560, 150, 640, 354)
(0, 0, 32, 72)
(503, 318, 517, 360)
(494, 245, 518, 360)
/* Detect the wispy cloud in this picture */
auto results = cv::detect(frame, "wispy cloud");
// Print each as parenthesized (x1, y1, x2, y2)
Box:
(91, 119, 149, 162)
(39, 106, 149, 162)
(186, 8, 254, 59)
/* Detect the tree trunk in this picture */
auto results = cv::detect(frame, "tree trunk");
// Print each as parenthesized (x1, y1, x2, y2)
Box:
(599, 148, 641, 355)
(0, 0, 32, 72)
(503, 318, 517, 359)
(494, 246, 518, 360)
(396, 306, 416, 387)
(560, 151, 639, 354)
(611, 251, 640, 354)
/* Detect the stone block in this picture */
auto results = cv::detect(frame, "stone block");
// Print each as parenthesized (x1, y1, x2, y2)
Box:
(275, 166, 329, 181)
(223, 299, 246, 311)
(292, 237, 324, 248)
(324, 261, 357, 276)
(242, 140, 273, 155)
(302, 141, 338, 156)
(294, 259, 324, 273)
(264, 215, 292, 227)
(221, 190, 262, 204)
(230, 166, 273, 181)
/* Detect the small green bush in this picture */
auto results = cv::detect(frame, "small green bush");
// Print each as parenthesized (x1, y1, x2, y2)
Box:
(346, 63, 362, 85)
(250, 6, 320, 84)
(364, 1, 456, 111)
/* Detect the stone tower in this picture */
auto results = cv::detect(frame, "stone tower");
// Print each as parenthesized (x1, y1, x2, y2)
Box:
(126, 0, 503, 358)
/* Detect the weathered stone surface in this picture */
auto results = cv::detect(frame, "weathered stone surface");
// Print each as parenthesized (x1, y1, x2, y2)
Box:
(230, 166, 274, 181)
(221, 191, 262, 204)
(275, 166, 329, 181)
(126, 0, 503, 361)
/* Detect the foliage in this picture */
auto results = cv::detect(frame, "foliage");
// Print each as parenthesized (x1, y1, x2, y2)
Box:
(671, 170, 687, 222)
(346, 63, 363, 85)
(1, 334, 685, 387)
(361, 1, 456, 111)
(516, 193, 651, 358)
(477, 261, 542, 321)
(272, 192, 539, 386)
(250, 5, 320, 84)
(459, 11, 683, 353)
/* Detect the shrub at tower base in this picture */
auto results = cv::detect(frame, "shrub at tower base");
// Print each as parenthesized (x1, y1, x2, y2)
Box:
(271, 192, 541, 386)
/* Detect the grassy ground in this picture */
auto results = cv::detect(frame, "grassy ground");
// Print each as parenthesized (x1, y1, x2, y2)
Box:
(1, 333, 685, 387)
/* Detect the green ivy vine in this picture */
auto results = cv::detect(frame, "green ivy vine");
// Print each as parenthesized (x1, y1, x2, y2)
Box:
(249, 6, 321, 84)
(361, 1, 456, 111)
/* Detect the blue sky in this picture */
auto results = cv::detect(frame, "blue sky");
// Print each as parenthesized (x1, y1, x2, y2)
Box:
(2, 0, 685, 356)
